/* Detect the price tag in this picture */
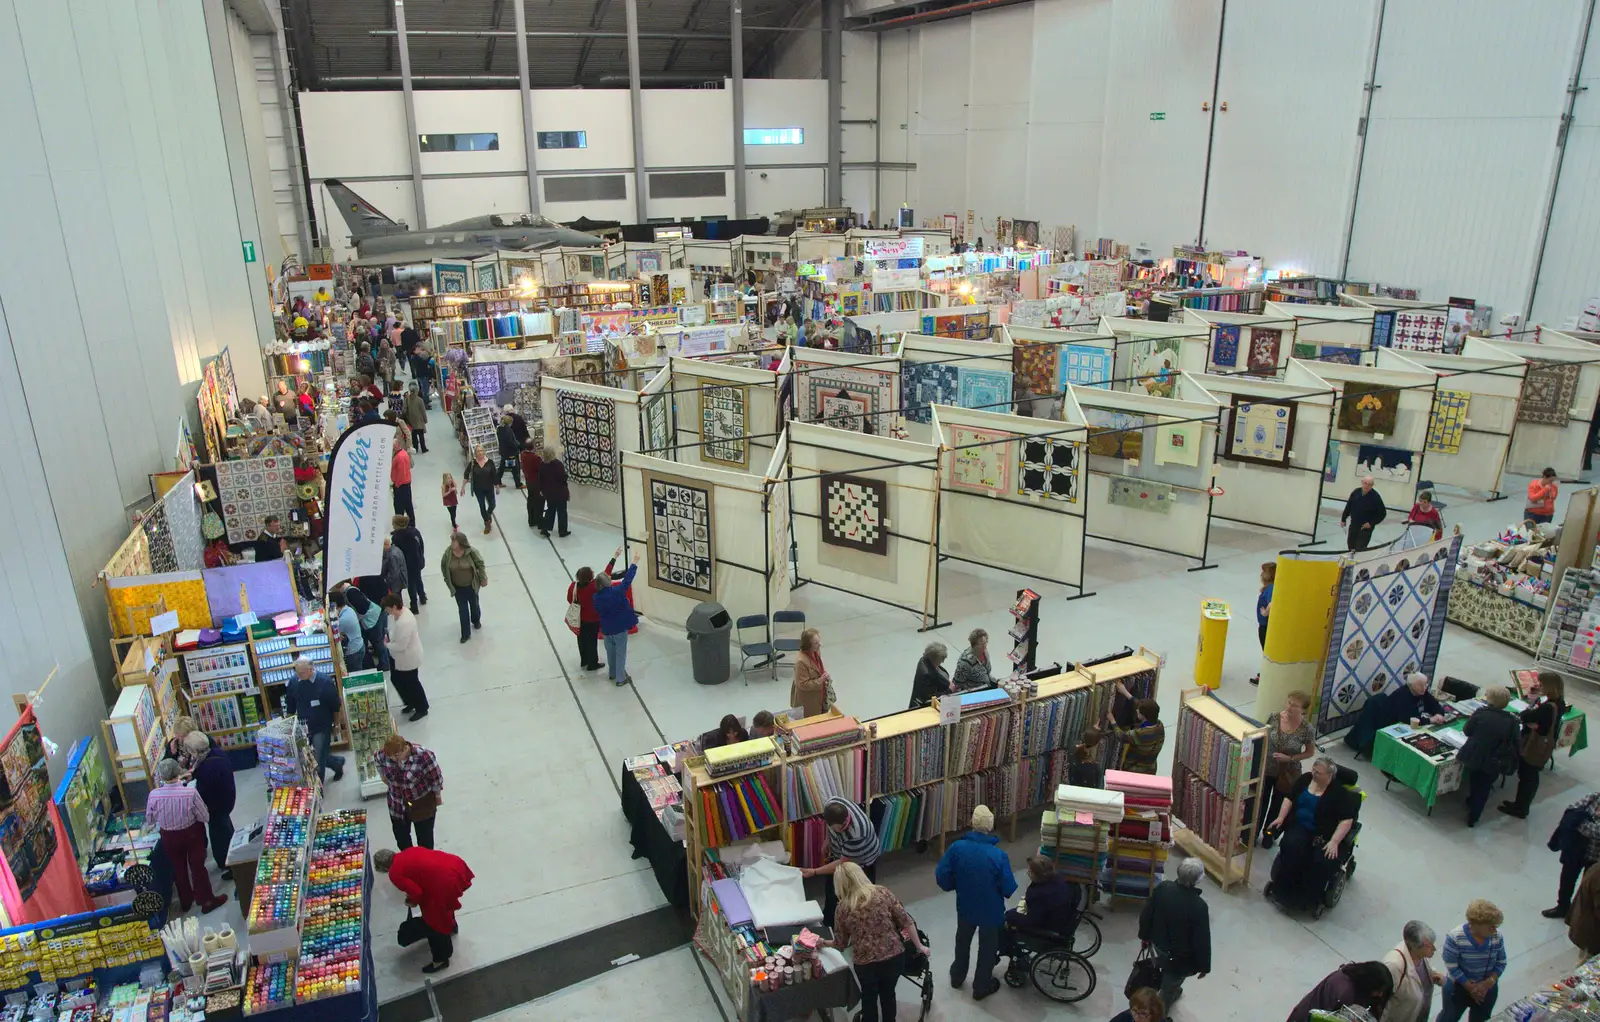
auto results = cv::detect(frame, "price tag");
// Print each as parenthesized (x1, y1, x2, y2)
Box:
(234, 612, 259, 628)
(938, 697, 961, 726)
(147, 610, 179, 635)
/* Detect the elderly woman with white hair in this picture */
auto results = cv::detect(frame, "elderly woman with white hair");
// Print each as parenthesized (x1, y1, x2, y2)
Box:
(1138, 857, 1211, 1009)
(909, 641, 954, 709)
(1382, 920, 1444, 1022)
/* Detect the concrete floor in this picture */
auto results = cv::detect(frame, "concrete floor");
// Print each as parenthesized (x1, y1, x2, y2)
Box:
(191, 394, 1600, 1021)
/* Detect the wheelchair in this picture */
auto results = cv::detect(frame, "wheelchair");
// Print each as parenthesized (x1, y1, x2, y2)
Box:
(1264, 767, 1364, 919)
(999, 911, 1101, 1004)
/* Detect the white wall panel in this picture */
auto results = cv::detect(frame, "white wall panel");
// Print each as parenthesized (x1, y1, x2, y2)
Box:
(1023, 0, 1112, 242)
(1095, 0, 1220, 255)
(643, 90, 733, 167)
(300, 92, 409, 178)
(423, 176, 536, 226)
(916, 19, 971, 222)
(1347, 0, 1582, 316)
(877, 29, 917, 165)
(415, 90, 526, 176)
(530, 90, 634, 170)
(744, 80, 828, 166)
(1205, 0, 1374, 272)
(964, 6, 1031, 229)
(1530, 13, 1600, 327)
(745, 167, 826, 216)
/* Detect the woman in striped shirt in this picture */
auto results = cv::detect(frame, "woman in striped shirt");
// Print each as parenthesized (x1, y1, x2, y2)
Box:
(1438, 899, 1506, 1022)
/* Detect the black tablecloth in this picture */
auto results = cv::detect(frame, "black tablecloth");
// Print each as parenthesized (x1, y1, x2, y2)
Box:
(744, 967, 859, 1022)
(619, 763, 689, 910)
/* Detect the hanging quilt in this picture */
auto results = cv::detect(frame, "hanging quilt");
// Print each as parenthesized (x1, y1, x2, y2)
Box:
(956, 367, 1014, 413)
(163, 471, 205, 572)
(1355, 443, 1414, 482)
(1370, 310, 1395, 349)
(142, 504, 178, 574)
(645, 471, 714, 600)
(901, 362, 959, 424)
(1017, 437, 1080, 502)
(1324, 439, 1342, 483)
(474, 262, 499, 291)
(434, 263, 470, 294)
(215, 455, 297, 544)
(510, 384, 542, 428)
(1060, 344, 1113, 390)
(643, 392, 671, 453)
(699, 379, 748, 468)
(822, 474, 888, 554)
(1317, 535, 1463, 734)
(802, 364, 897, 434)
(1210, 325, 1240, 368)
(1247, 328, 1282, 375)
(1085, 409, 1144, 460)
(1014, 343, 1061, 394)
(1153, 422, 1202, 468)
(1293, 342, 1318, 359)
(1425, 389, 1470, 454)
(947, 425, 1011, 496)
(468, 364, 503, 401)
(1337, 381, 1399, 435)
(1320, 346, 1362, 366)
(1391, 311, 1446, 353)
(768, 477, 791, 597)
(555, 391, 619, 491)
(1225, 396, 1296, 468)
(1519, 360, 1580, 426)
(1107, 475, 1174, 514)
(1128, 338, 1181, 398)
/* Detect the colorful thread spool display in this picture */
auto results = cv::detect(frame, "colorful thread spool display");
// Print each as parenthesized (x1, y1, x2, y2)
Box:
(244, 958, 294, 1014)
(295, 809, 367, 1002)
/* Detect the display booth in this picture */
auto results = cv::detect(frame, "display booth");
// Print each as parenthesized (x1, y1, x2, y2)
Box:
(929, 404, 1088, 594)
(1341, 294, 1455, 354)
(1101, 318, 1211, 396)
(898, 334, 1016, 443)
(1068, 381, 1224, 567)
(1287, 357, 1435, 516)
(1007, 324, 1117, 397)
(540, 375, 642, 528)
(1495, 329, 1600, 480)
(1183, 373, 1334, 540)
(786, 421, 941, 626)
(1264, 301, 1374, 359)
(663, 357, 783, 474)
(1375, 346, 1525, 498)
(789, 348, 903, 438)
(1181, 309, 1303, 374)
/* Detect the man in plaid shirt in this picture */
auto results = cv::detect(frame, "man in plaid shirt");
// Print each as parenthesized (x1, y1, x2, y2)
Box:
(374, 735, 444, 850)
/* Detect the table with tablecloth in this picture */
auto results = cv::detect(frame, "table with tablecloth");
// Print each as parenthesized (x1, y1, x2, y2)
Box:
(619, 761, 689, 910)
(1372, 705, 1587, 811)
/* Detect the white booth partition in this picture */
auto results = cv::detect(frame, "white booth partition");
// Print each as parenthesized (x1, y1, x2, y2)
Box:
(1182, 308, 1302, 374)
(791, 346, 903, 436)
(664, 357, 782, 475)
(1265, 301, 1375, 357)
(1181, 373, 1334, 540)
(1492, 330, 1600, 480)
(930, 404, 1088, 593)
(1377, 347, 1525, 497)
(1068, 383, 1224, 565)
(1341, 295, 1456, 354)
(540, 375, 642, 527)
(899, 333, 1017, 443)
(1101, 317, 1212, 396)
(1287, 358, 1436, 514)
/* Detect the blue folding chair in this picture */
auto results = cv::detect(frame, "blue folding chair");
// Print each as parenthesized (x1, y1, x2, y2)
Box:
(736, 614, 776, 681)
(772, 610, 806, 672)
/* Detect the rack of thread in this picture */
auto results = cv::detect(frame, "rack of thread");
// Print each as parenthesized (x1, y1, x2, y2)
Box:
(1100, 769, 1172, 902)
(179, 645, 265, 752)
(1169, 688, 1266, 891)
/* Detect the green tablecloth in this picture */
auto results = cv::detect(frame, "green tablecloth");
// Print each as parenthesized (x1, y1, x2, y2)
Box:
(1370, 706, 1587, 811)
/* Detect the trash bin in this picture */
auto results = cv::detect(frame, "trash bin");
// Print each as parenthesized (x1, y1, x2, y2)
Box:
(685, 602, 732, 685)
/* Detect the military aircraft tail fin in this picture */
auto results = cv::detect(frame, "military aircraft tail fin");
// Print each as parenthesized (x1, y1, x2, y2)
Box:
(324, 179, 403, 240)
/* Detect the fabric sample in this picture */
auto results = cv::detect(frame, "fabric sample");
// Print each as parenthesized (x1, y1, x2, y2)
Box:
(1107, 475, 1174, 514)
(1017, 438, 1079, 502)
(1153, 422, 1202, 468)
(214, 455, 297, 544)
(1391, 311, 1446, 353)
(1060, 345, 1113, 390)
(646, 472, 714, 600)
(956, 367, 1014, 413)
(699, 379, 748, 468)
(1425, 389, 1471, 454)
(901, 362, 959, 424)
(1014, 343, 1061, 394)
(642, 392, 671, 453)
(203, 561, 298, 620)
(1337, 381, 1399, 435)
(946, 425, 1011, 496)
(1293, 342, 1317, 359)
(1225, 396, 1296, 468)
(1247, 328, 1282, 375)
(822, 474, 888, 554)
(1210, 325, 1240, 368)
(1356, 443, 1414, 482)
(555, 391, 619, 491)
(1519, 361, 1580, 426)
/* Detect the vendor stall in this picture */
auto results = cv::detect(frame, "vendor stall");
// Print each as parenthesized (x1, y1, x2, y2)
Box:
(620, 753, 687, 910)
(1447, 522, 1560, 653)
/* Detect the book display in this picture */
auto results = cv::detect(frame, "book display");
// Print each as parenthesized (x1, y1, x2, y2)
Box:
(341, 670, 396, 800)
(1007, 589, 1040, 677)
(1538, 566, 1600, 678)
(1169, 689, 1266, 890)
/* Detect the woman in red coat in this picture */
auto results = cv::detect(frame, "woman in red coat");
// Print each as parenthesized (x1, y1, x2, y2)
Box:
(566, 550, 618, 672)
(375, 846, 474, 973)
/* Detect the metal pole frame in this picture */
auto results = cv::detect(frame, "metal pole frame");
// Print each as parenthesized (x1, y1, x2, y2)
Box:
(625, 0, 649, 224)
(513, 0, 540, 214)
(394, 0, 428, 228)
(732, 0, 747, 218)
(824, 0, 843, 207)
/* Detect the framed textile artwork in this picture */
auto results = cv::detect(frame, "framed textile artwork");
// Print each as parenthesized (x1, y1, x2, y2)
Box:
(142, 505, 177, 574)
(1085, 409, 1144, 460)
(434, 263, 470, 294)
(699, 380, 748, 468)
(1107, 475, 1174, 514)
(1128, 338, 1180, 398)
(956, 367, 1013, 413)
(768, 479, 791, 596)
(1014, 343, 1060, 394)
(1355, 443, 1414, 483)
(1425, 389, 1470, 454)
(1391, 311, 1446, 353)
(1320, 346, 1362, 366)
(821, 474, 889, 554)
(902, 362, 959, 424)
(1210, 325, 1240, 367)
(1060, 344, 1113, 390)
(644, 472, 715, 600)
(1017, 437, 1079, 502)
(1336, 381, 1399, 436)
(1519, 361, 1580, 426)
(946, 425, 1011, 496)
(510, 384, 542, 428)
(1247, 328, 1282, 375)
(1153, 422, 1202, 468)
(1370, 310, 1395, 349)
(1225, 395, 1296, 468)
(468, 364, 503, 400)
(163, 472, 205, 572)
(215, 456, 297, 544)
(1293, 342, 1318, 359)
(474, 262, 499, 291)
(802, 365, 897, 434)
(555, 391, 619, 491)
(642, 392, 671, 453)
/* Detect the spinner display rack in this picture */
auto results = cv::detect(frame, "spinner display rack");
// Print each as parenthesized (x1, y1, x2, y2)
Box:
(1169, 688, 1266, 891)
(1007, 589, 1040, 677)
(179, 644, 265, 752)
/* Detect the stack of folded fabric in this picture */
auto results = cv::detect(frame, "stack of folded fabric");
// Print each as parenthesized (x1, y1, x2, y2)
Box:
(787, 716, 862, 756)
(1054, 783, 1125, 823)
(1040, 784, 1122, 884)
(1100, 770, 1172, 898)
(704, 736, 778, 777)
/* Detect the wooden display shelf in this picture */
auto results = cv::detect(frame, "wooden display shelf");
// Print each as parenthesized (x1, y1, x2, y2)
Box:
(1169, 688, 1265, 892)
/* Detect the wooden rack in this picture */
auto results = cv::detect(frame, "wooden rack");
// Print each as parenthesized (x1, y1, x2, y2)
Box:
(1169, 688, 1266, 891)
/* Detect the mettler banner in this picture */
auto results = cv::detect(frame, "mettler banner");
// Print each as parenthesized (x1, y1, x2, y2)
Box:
(322, 421, 394, 592)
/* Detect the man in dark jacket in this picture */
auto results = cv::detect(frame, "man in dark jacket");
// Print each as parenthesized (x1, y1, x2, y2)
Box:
(497, 417, 523, 489)
(391, 514, 427, 614)
(383, 537, 408, 597)
(935, 805, 1016, 999)
(185, 731, 237, 874)
(1340, 475, 1387, 550)
(1547, 793, 1600, 918)
(1458, 686, 1521, 827)
(1139, 858, 1211, 1010)
(538, 450, 570, 538)
(284, 656, 344, 783)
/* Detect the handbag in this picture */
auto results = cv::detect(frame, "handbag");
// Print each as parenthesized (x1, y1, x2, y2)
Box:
(1523, 726, 1557, 768)
(406, 791, 440, 821)
(397, 909, 430, 948)
(564, 600, 583, 632)
(1126, 945, 1162, 999)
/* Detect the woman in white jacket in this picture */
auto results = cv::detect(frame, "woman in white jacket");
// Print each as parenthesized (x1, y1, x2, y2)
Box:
(1381, 920, 1443, 1022)
(382, 593, 430, 720)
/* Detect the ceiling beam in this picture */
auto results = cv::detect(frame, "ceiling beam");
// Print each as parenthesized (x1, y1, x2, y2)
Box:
(749, 0, 817, 77)
(572, 0, 614, 85)
(662, 0, 709, 72)
(484, 0, 504, 71)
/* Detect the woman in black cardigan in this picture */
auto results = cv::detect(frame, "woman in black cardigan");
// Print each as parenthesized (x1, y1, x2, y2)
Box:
(1265, 756, 1360, 911)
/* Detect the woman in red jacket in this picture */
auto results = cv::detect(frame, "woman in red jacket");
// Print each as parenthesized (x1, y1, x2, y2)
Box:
(566, 550, 618, 672)
(376, 846, 474, 974)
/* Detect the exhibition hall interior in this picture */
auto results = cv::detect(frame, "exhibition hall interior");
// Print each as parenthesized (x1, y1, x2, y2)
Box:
(6, 0, 1600, 1020)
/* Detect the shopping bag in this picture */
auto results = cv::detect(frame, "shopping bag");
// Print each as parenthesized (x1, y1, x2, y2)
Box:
(1125, 945, 1162, 998)
(397, 909, 430, 948)
(564, 601, 582, 632)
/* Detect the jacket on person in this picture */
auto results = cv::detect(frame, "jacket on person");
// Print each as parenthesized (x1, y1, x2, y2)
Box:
(1388, 686, 1444, 723)
(1138, 880, 1211, 973)
(1288, 968, 1372, 1022)
(1456, 705, 1520, 775)
(392, 526, 425, 579)
(283, 670, 341, 737)
(565, 558, 616, 631)
(1571, 862, 1600, 954)
(951, 648, 992, 690)
(909, 657, 951, 709)
(387, 608, 424, 671)
(520, 449, 543, 492)
(1284, 768, 1361, 843)
(191, 749, 237, 817)
(1341, 487, 1387, 533)
(384, 544, 408, 594)
(592, 564, 639, 635)
(1528, 477, 1559, 515)
(496, 423, 519, 461)
(403, 392, 428, 430)
(469, 459, 499, 496)
(505, 410, 530, 446)
(934, 831, 1016, 928)
(388, 847, 474, 934)
(440, 545, 488, 590)
(538, 459, 570, 502)
(790, 654, 827, 718)
(1014, 875, 1080, 935)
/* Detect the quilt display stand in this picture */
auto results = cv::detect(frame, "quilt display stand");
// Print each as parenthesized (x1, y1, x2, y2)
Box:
(1169, 689, 1265, 891)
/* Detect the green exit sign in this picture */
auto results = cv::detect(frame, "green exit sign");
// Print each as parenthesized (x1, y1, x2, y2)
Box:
(242, 240, 257, 263)
(1149, 112, 1166, 121)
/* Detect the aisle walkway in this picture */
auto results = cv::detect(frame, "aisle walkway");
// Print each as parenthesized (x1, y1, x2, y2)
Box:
(345, 395, 1600, 1021)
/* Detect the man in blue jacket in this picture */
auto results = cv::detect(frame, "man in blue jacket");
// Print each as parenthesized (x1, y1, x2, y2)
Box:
(284, 656, 345, 783)
(592, 549, 642, 687)
(935, 804, 1016, 999)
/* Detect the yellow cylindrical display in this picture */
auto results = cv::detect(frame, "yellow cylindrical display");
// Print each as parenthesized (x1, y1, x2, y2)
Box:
(1256, 555, 1343, 720)
(1195, 599, 1231, 691)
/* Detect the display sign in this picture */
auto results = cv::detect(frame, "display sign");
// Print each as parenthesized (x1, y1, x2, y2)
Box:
(871, 267, 921, 292)
(321, 422, 396, 591)
(864, 237, 924, 259)
(679, 325, 730, 357)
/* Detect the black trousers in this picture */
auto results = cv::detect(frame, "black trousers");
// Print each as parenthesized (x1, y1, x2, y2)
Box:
(447, 504, 458, 528)
(499, 457, 522, 488)
(426, 923, 453, 963)
(475, 489, 496, 524)
(1512, 758, 1543, 812)
(208, 813, 235, 872)
(391, 814, 436, 851)
(393, 483, 414, 521)
(856, 957, 901, 1022)
(1559, 856, 1593, 909)
(577, 621, 601, 668)
(391, 668, 429, 711)
(822, 860, 876, 926)
(526, 489, 545, 527)
(1347, 524, 1372, 551)
(542, 500, 569, 535)
(406, 571, 426, 613)
(413, 428, 428, 452)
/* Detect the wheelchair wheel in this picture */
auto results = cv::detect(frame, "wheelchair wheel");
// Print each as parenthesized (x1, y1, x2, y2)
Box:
(1325, 867, 1350, 909)
(1074, 914, 1103, 959)
(1031, 950, 1096, 1003)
